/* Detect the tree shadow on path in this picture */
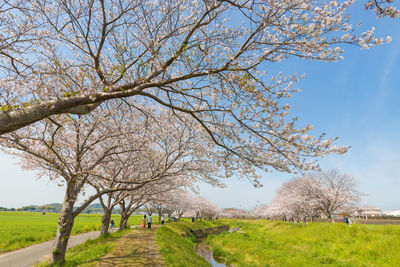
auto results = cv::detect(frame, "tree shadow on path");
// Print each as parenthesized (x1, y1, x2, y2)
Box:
(97, 226, 165, 267)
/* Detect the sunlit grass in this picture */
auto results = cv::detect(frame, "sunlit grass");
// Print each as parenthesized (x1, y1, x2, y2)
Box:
(0, 211, 142, 253)
(156, 220, 223, 267)
(35, 228, 132, 267)
(207, 219, 400, 266)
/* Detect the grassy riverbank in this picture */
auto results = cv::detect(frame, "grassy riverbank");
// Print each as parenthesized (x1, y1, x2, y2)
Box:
(156, 220, 224, 267)
(37, 219, 218, 267)
(207, 219, 400, 266)
(0, 211, 142, 253)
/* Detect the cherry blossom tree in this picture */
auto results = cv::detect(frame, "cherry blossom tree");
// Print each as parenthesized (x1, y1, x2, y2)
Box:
(259, 169, 361, 222)
(147, 188, 198, 221)
(0, 0, 390, 133)
(220, 208, 254, 219)
(0, 103, 135, 264)
(0, 0, 392, 180)
(116, 182, 184, 230)
(259, 177, 318, 222)
(253, 204, 270, 218)
(163, 189, 197, 220)
(118, 192, 148, 231)
(183, 196, 221, 221)
(310, 169, 362, 221)
(92, 156, 148, 236)
(0, 98, 231, 264)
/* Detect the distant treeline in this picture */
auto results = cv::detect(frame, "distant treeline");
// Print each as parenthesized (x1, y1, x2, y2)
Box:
(0, 203, 127, 214)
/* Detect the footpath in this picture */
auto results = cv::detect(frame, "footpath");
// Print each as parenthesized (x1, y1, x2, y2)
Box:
(0, 231, 101, 267)
(0, 229, 118, 267)
(97, 225, 165, 267)
(0, 225, 165, 267)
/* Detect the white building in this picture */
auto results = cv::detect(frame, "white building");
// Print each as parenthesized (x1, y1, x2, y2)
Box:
(383, 210, 400, 217)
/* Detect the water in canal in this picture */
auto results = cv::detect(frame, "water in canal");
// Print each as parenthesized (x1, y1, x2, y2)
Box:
(194, 238, 230, 267)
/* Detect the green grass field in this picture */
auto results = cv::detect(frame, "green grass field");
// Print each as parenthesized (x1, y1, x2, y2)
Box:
(0, 211, 143, 253)
(207, 219, 400, 266)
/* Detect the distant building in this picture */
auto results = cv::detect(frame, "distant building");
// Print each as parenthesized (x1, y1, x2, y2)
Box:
(354, 207, 381, 217)
(383, 210, 400, 217)
(362, 208, 381, 217)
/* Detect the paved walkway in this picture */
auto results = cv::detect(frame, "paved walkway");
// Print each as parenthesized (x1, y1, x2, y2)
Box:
(0, 230, 116, 267)
(97, 225, 165, 267)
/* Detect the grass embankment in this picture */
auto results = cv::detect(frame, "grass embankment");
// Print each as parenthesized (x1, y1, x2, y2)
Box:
(207, 219, 400, 266)
(0, 211, 143, 253)
(35, 228, 132, 267)
(156, 220, 224, 267)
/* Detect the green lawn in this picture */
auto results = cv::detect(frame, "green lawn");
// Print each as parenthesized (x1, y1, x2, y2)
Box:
(207, 219, 400, 266)
(0, 211, 143, 253)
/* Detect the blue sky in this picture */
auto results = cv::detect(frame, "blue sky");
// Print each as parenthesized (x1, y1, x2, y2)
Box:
(199, 4, 400, 211)
(1, 3, 399, 211)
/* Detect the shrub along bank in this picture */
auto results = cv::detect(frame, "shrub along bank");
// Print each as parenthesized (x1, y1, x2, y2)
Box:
(207, 219, 400, 266)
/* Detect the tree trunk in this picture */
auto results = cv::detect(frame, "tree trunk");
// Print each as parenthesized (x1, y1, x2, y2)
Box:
(168, 211, 172, 221)
(119, 213, 129, 231)
(100, 209, 112, 235)
(328, 213, 333, 223)
(49, 190, 76, 265)
(158, 208, 162, 223)
(119, 208, 131, 231)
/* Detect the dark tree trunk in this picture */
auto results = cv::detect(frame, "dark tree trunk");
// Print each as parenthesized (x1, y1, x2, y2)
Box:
(119, 202, 128, 231)
(328, 213, 333, 223)
(119, 213, 129, 231)
(100, 209, 112, 235)
(49, 184, 77, 265)
(158, 208, 162, 223)
(168, 211, 172, 221)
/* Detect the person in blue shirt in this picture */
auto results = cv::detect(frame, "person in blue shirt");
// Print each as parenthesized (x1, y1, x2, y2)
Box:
(147, 214, 152, 228)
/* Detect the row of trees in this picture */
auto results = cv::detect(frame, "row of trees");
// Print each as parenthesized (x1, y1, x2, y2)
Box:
(0, 0, 396, 264)
(0, 100, 226, 264)
(254, 169, 362, 222)
(145, 188, 221, 222)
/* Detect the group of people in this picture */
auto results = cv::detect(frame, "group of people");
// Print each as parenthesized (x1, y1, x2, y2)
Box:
(109, 214, 166, 230)
(140, 214, 165, 228)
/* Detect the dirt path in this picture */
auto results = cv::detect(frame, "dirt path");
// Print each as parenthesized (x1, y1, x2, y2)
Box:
(0, 230, 107, 267)
(97, 225, 165, 267)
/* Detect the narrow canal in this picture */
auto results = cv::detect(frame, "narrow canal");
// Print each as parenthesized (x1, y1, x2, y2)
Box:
(194, 238, 229, 267)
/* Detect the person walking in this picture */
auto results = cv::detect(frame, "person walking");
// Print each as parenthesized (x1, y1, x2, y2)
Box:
(148, 214, 152, 228)
(110, 219, 115, 230)
(140, 214, 147, 228)
(161, 215, 165, 225)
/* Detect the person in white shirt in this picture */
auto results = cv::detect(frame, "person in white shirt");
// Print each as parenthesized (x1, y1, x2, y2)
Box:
(147, 214, 152, 228)
(161, 215, 165, 225)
